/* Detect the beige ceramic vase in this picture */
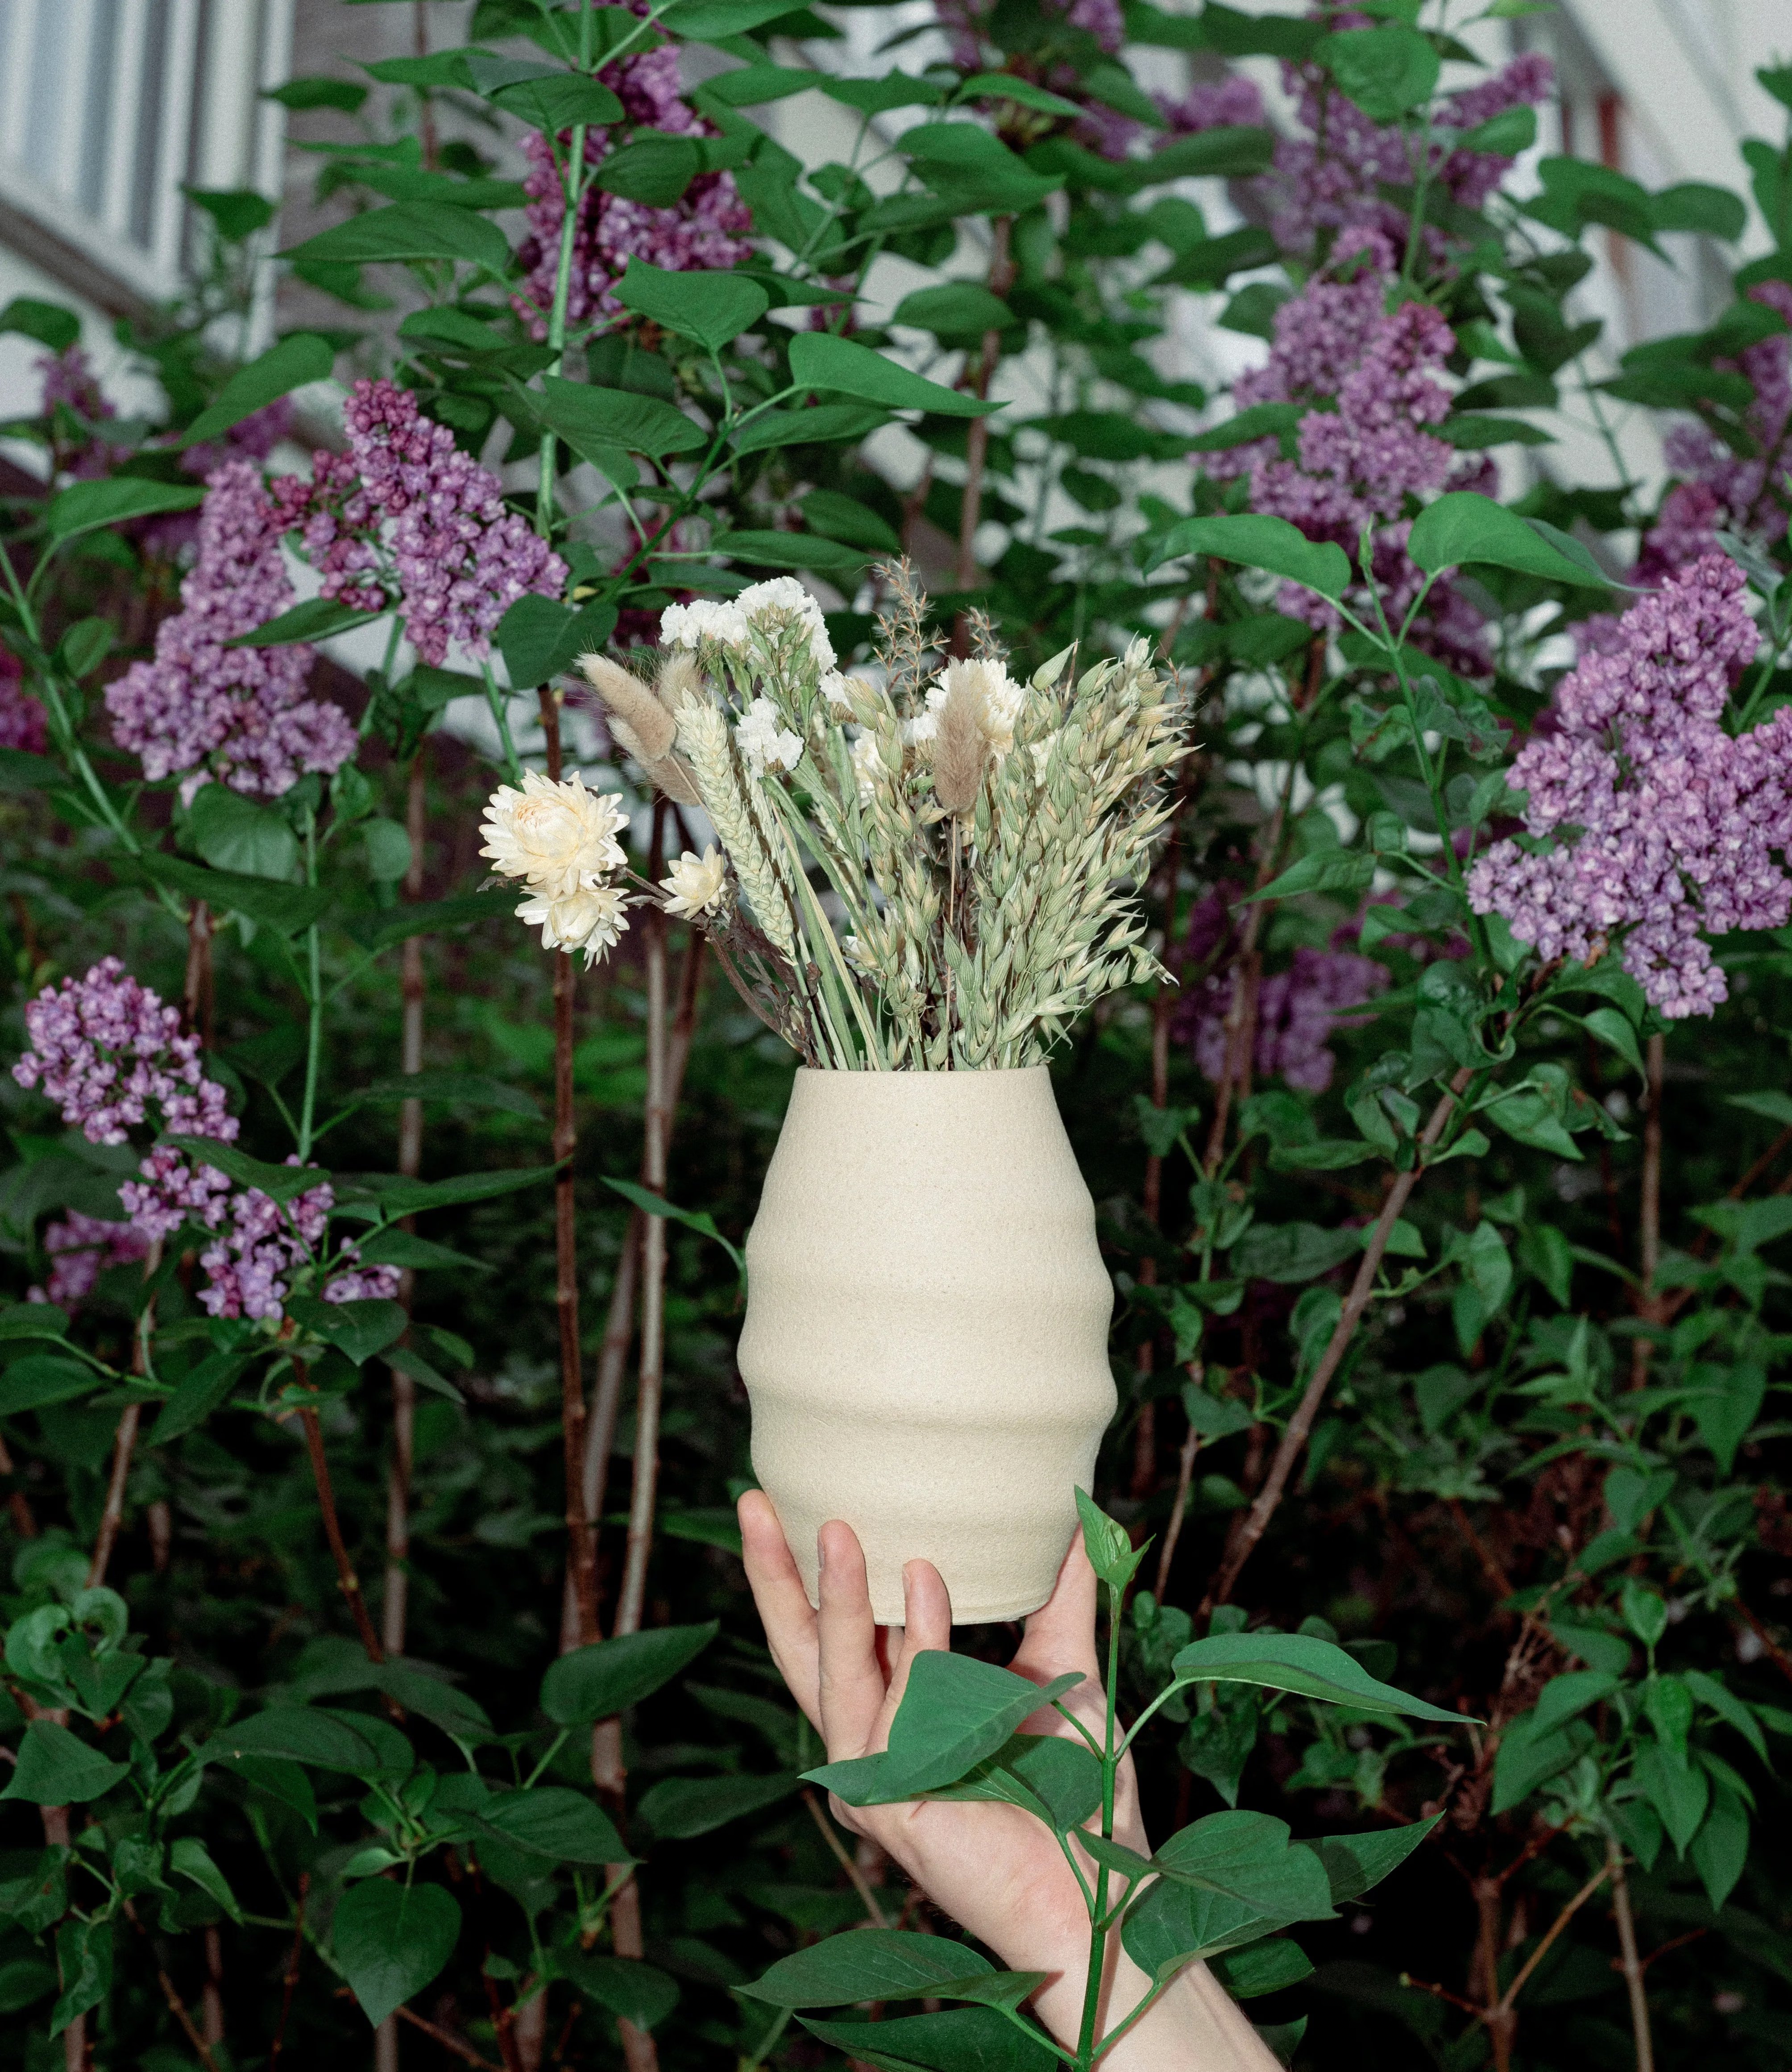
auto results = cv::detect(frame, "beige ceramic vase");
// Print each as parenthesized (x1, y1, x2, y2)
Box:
(737, 1066, 1116, 1625)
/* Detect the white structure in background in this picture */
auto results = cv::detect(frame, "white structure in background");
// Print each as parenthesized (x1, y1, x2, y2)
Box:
(0, 0, 295, 415)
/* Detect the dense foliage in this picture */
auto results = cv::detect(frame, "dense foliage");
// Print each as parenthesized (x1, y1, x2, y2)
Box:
(3, 1, 1792, 2067)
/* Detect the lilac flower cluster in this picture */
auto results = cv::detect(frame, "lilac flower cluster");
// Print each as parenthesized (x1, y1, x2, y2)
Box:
(1257, 49, 1553, 261)
(0, 649, 46, 754)
(1158, 75, 1266, 137)
(1214, 233, 1492, 672)
(29, 1212, 152, 1310)
(1171, 886, 1389, 1092)
(1634, 283, 1792, 583)
(180, 395, 296, 481)
(104, 460, 355, 799)
(13, 959, 396, 1318)
(36, 346, 124, 477)
(274, 380, 567, 668)
(512, 21, 751, 335)
(1468, 555, 1786, 1017)
(1182, 948, 1389, 1092)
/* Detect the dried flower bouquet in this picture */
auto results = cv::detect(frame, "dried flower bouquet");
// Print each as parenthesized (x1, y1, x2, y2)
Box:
(579, 565, 1189, 1069)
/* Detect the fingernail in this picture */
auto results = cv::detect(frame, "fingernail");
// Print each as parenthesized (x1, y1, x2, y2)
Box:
(817, 1533, 826, 1571)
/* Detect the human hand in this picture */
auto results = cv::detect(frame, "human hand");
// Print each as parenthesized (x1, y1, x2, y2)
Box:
(738, 1493, 1278, 2068)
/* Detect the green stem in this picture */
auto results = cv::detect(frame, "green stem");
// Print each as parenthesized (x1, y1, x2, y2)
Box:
(298, 815, 323, 1161)
(480, 659, 523, 784)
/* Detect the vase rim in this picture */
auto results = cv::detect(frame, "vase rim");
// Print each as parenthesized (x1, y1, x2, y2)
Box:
(791, 1063, 1049, 1078)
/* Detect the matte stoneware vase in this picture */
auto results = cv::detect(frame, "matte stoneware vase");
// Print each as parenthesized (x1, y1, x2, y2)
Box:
(737, 1066, 1116, 1625)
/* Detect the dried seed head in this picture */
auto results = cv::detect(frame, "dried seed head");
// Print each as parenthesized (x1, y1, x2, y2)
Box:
(655, 649, 705, 716)
(578, 652, 677, 761)
(932, 673, 991, 818)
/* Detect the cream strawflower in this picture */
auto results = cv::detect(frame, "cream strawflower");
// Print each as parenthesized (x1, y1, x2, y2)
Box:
(480, 771, 628, 898)
(514, 884, 629, 968)
(660, 846, 726, 919)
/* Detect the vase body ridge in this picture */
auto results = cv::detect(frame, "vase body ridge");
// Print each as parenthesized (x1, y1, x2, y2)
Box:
(738, 1065, 1116, 1625)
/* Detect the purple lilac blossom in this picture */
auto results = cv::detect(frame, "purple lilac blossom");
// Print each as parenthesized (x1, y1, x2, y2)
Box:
(29, 1212, 152, 1309)
(511, 16, 751, 335)
(181, 395, 297, 480)
(105, 460, 356, 798)
(13, 958, 397, 1317)
(37, 345, 124, 478)
(1180, 946, 1390, 1092)
(1632, 283, 1792, 583)
(1158, 75, 1266, 135)
(1257, 50, 1553, 262)
(1468, 554, 1785, 1017)
(0, 649, 47, 754)
(1213, 232, 1493, 673)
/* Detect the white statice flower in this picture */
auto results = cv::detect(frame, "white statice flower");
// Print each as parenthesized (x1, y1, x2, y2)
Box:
(479, 771, 628, 899)
(736, 576, 836, 673)
(820, 670, 856, 711)
(660, 846, 726, 919)
(514, 884, 629, 969)
(924, 657, 1027, 756)
(900, 711, 939, 749)
(736, 696, 804, 775)
(660, 596, 750, 650)
(850, 731, 885, 801)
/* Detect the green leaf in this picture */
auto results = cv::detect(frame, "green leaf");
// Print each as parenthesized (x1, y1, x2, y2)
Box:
(287, 1296, 408, 1366)
(1314, 24, 1439, 119)
(0, 1723, 129, 1805)
(1582, 1006, 1644, 1077)
(540, 1622, 719, 1726)
(188, 785, 300, 879)
(1690, 1781, 1750, 1910)
(743, 1929, 994, 2007)
(135, 853, 328, 934)
(0, 1306, 71, 1342)
(179, 333, 334, 448)
(1634, 1743, 1708, 1853)
(208, 1707, 393, 1776)
(50, 1918, 111, 2040)
(1650, 182, 1746, 241)
(601, 1178, 744, 1282)
(660, 0, 803, 38)
(1408, 493, 1612, 587)
(353, 1229, 490, 1273)
(1143, 515, 1350, 599)
(224, 596, 385, 648)
(1728, 1090, 1792, 1128)
(1186, 403, 1305, 453)
(1243, 851, 1376, 905)
(802, 490, 900, 553)
(593, 137, 703, 207)
(1230, 1223, 1361, 1285)
(267, 75, 369, 112)
(894, 283, 1016, 340)
(636, 1771, 799, 1839)
(800, 2007, 1058, 2072)
(1075, 1486, 1148, 1592)
(0, 1356, 102, 1416)
(490, 72, 625, 129)
(958, 75, 1084, 118)
(1169, 1632, 1465, 1723)
(538, 374, 706, 459)
(0, 297, 80, 353)
(1310, 1815, 1438, 1905)
(0, 748, 74, 793)
(152, 1350, 254, 1445)
(494, 595, 616, 692)
(788, 333, 1004, 419)
(162, 1136, 322, 1203)
(1456, 104, 1537, 156)
(1210, 1939, 1315, 1999)
(1147, 128, 1276, 181)
(347, 892, 506, 953)
(562, 1951, 680, 2029)
(707, 530, 868, 577)
(1154, 1811, 1335, 1919)
(614, 258, 769, 348)
(732, 403, 891, 454)
(362, 818, 412, 881)
(1489, 1712, 1590, 1815)
(45, 478, 205, 545)
(280, 203, 509, 272)
(473, 1786, 630, 1864)
(170, 1837, 241, 1921)
(368, 1164, 562, 1217)
(333, 1879, 460, 2027)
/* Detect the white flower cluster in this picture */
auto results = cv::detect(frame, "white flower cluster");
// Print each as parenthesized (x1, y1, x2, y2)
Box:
(660, 577, 836, 675)
(736, 695, 804, 776)
(479, 769, 631, 968)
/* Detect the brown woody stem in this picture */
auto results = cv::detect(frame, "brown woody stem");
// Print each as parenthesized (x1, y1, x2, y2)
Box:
(1607, 1835, 1653, 2072)
(1204, 1069, 1473, 1612)
(299, 1406, 384, 1664)
(123, 1899, 220, 2072)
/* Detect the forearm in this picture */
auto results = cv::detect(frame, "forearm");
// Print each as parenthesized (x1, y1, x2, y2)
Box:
(1030, 1943, 1281, 2071)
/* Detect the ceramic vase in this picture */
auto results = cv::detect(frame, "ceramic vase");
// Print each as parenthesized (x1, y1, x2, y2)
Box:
(737, 1066, 1116, 1625)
